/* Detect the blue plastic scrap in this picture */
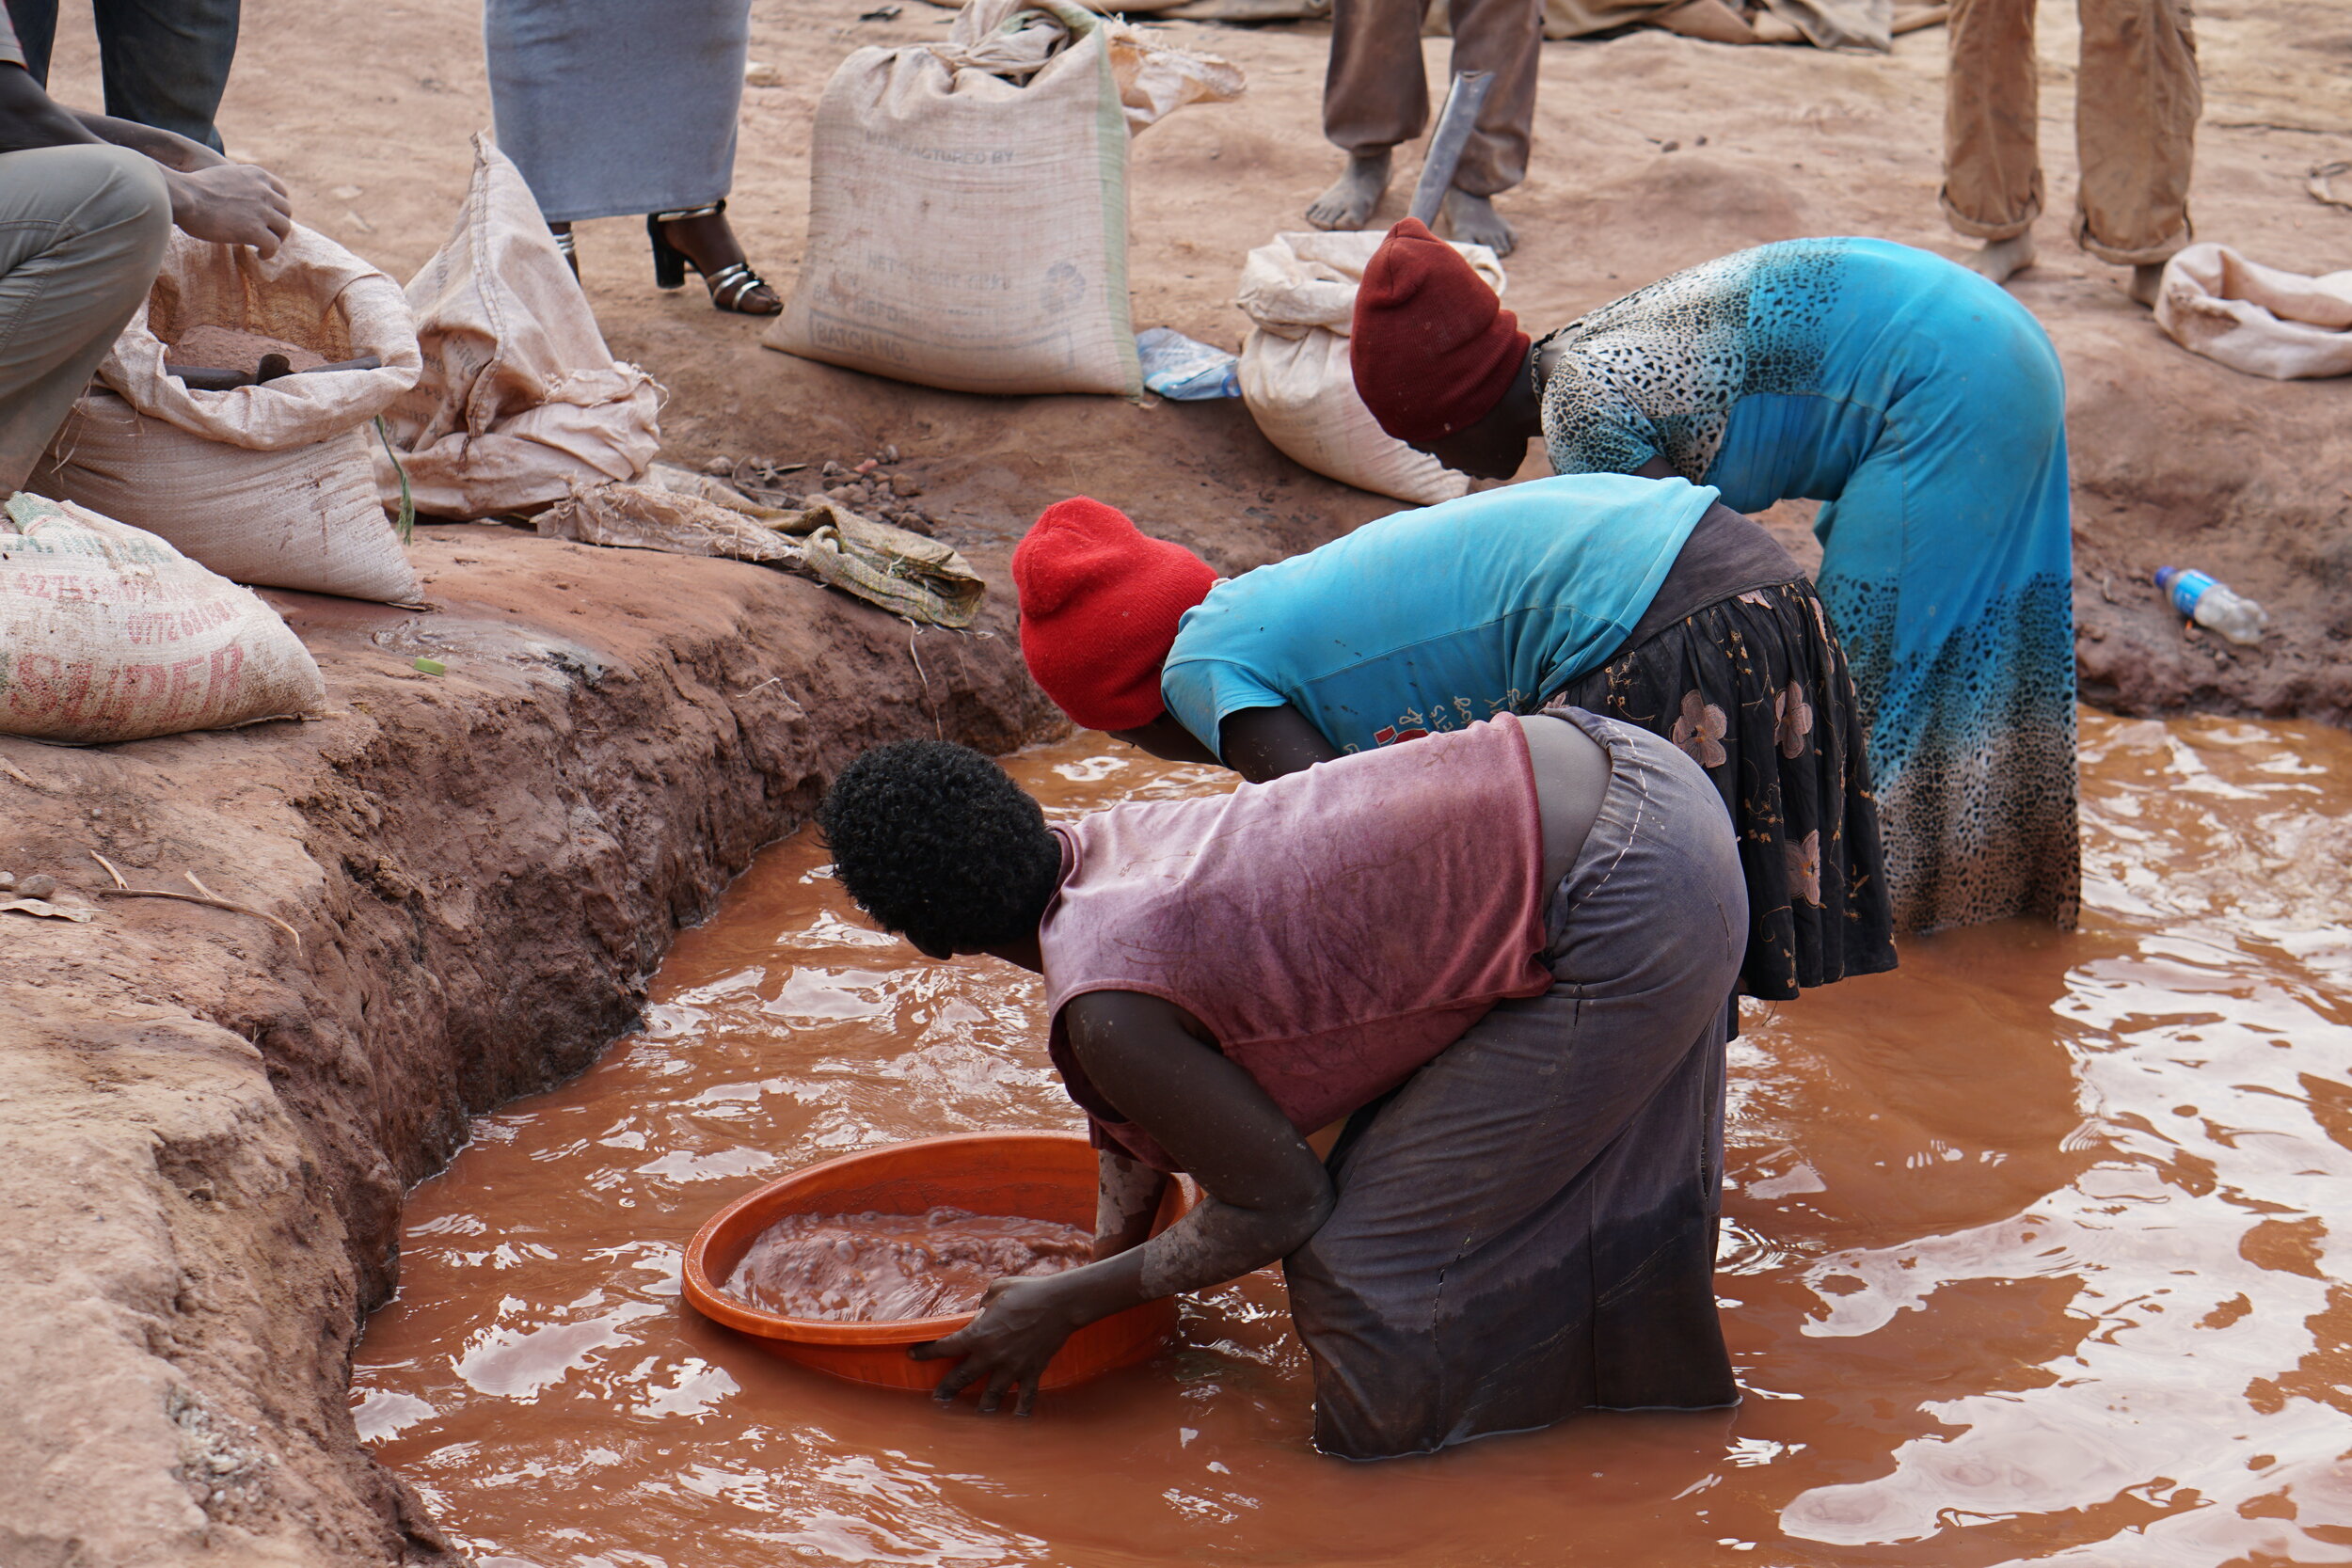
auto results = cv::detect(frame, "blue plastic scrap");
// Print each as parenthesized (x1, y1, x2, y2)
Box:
(1136, 326, 1240, 401)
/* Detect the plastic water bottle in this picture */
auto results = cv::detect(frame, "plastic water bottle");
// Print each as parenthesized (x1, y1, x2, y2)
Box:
(2154, 566, 2267, 646)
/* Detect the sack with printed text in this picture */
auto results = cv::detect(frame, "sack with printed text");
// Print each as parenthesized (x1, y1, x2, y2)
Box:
(0, 493, 326, 744)
(32, 226, 425, 603)
(767, 0, 1240, 397)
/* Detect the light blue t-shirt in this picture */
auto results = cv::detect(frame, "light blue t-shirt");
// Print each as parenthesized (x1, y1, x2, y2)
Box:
(1160, 473, 1717, 758)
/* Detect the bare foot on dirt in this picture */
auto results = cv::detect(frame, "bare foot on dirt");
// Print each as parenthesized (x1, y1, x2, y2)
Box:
(1963, 231, 2036, 286)
(1307, 150, 1391, 230)
(1440, 186, 1516, 257)
(2127, 262, 2165, 308)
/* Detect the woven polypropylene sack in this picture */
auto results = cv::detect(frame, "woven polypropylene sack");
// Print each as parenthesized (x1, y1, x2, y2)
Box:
(32, 224, 426, 601)
(94, 225, 421, 449)
(36, 391, 420, 603)
(2154, 243, 2352, 381)
(0, 493, 326, 744)
(768, 0, 1146, 396)
(382, 135, 663, 517)
(1237, 326, 1469, 506)
(1233, 230, 1503, 505)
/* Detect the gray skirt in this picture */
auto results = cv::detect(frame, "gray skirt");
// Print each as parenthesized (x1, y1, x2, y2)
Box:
(484, 0, 749, 224)
(1285, 708, 1749, 1460)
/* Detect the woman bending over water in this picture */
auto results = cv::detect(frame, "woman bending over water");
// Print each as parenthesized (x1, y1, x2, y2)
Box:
(817, 713, 1746, 1456)
(1011, 481, 1894, 1001)
(1348, 221, 2081, 933)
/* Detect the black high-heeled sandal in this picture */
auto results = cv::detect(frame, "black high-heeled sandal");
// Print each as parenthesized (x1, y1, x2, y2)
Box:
(647, 199, 780, 316)
(552, 226, 579, 280)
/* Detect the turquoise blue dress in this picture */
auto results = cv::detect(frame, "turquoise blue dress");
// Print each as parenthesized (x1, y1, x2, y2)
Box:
(1537, 237, 2078, 932)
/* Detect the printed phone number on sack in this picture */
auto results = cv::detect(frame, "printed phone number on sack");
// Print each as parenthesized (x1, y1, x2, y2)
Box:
(4, 568, 185, 609)
(806, 310, 1082, 371)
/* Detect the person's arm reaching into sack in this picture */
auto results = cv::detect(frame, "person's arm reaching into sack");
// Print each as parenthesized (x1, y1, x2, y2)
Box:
(910, 990, 1334, 1414)
(0, 62, 290, 255)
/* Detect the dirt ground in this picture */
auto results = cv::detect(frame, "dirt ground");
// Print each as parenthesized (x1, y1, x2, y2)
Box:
(0, 532, 1052, 1566)
(4, 0, 2349, 1562)
(152, 0, 2352, 721)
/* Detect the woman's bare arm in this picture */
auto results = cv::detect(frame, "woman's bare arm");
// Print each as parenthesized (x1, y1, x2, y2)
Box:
(1092, 1148, 1168, 1260)
(1219, 704, 1343, 784)
(912, 990, 1331, 1412)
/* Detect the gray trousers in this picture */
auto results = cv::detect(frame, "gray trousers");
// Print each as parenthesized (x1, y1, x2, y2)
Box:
(0, 144, 169, 492)
(6, 0, 245, 152)
(1287, 707, 1749, 1460)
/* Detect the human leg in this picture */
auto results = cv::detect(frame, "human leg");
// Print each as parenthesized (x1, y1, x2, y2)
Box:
(8, 0, 60, 83)
(1286, 712, 1747, 1460)
(1941, 0, 2042, 284)
(1313, 0, 1426, 230)
(89, 0, 244, 152)
(1436, 0, 1540, 254)
(0, 145, 170, 490)
(648, 200, 780, 316)
(2074, 0, 2199, 299)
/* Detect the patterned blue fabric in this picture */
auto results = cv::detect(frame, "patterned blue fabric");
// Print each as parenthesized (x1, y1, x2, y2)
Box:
(1539, 237, 2078, 930)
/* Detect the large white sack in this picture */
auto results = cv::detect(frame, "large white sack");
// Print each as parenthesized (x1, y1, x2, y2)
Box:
(0, 492, 326, 744)
(33, 224, 425, 602)
(1234, 230, 1505, 506)
(1238, 327, 1468, 507)
(2154, 243, 2352, 380)
(37, 391, 419, 603)
(769, 0, 1239, 397)
(92, 226, 421, 445)
(382, 134, 663, 517)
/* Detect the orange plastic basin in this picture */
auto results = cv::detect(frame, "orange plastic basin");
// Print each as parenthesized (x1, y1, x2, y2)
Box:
(682, 1131, 1191, 1393)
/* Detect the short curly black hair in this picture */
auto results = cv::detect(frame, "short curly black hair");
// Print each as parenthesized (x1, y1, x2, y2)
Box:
(815, 740, 1061, 954)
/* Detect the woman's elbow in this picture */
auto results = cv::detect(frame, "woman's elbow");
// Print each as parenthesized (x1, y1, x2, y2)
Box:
(1275, 1185, 1338, 1255)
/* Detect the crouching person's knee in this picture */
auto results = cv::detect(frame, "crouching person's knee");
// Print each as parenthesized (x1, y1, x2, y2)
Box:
(70, 145, 174, 282)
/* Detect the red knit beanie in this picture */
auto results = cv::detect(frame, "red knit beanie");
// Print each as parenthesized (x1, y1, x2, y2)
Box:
(1350, 217, 1530, 446)
(1013, 498, 1216, 733)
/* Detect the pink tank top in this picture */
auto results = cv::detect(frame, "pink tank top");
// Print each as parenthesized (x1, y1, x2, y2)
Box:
(1041, 714, 1551, 1172)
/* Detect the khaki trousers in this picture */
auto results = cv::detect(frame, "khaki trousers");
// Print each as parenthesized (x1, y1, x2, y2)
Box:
(0, 144, 170, 492)
(1942, 0, 2200, 265)
(1324, 0, 1543, 198)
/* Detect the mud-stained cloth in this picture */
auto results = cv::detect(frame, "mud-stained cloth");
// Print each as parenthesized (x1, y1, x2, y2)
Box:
(1534, 236, 2079, 933)
(1289, 709, 1748, 1458)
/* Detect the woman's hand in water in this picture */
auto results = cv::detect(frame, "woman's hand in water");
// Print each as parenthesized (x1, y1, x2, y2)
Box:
(911, 1273, 1089, 1415)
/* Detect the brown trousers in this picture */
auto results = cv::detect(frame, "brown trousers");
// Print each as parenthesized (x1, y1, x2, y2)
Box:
(1942, 0, 2201, 265)
(1324, 0, 1543, 198)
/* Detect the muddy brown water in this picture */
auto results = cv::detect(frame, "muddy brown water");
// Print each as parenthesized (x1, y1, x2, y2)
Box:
(353, 712, 2352, 1566)
(723, 1209, 1095, 1323)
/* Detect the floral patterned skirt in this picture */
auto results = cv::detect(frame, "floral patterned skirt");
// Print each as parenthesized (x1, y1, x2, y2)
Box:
(1545, 578, 1897, 1000)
